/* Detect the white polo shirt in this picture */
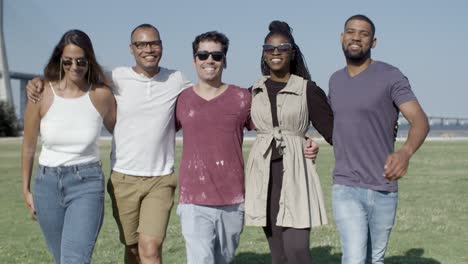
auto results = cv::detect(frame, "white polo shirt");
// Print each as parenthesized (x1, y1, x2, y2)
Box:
(110, 66, 191, 176)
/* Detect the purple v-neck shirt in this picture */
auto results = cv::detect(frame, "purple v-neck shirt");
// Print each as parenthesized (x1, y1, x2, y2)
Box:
(176, 85, 253, 205)
(329, 61, 417, 192)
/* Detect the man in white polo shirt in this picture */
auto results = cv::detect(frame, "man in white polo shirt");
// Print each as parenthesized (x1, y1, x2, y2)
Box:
(106, 24, 191, 264)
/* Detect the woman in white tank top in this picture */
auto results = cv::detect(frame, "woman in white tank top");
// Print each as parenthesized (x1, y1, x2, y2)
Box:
(21, 30, 116, 263)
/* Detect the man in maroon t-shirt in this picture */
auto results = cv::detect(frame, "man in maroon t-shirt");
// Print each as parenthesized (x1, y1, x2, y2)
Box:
(175, 31, 252, 264)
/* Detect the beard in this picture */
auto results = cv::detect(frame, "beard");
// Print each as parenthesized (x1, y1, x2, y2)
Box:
(342, 44, 371, 63)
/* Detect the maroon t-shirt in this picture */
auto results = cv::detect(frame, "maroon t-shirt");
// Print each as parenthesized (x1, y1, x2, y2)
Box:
(176, 85, 253, 206)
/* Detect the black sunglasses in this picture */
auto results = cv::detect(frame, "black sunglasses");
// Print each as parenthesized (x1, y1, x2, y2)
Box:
(132, 40, 162, 50)
(262, 43, 292, 53)
(61, 58, 88, 67)
(194, 51, 225, 62)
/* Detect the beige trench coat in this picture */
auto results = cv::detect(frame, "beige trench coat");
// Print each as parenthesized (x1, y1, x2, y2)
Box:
(245, 74, 328, 228)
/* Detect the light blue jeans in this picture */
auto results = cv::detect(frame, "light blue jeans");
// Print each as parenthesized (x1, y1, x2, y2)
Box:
(177, 203, 244, 264)
(332, 184, 398, 264)
(33, 161, 105, 264)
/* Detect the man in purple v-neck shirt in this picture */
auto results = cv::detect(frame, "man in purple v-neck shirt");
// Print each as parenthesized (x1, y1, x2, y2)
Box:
(329, 15, 429, 264)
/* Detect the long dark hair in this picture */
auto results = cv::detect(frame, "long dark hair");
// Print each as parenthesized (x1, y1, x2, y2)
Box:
(261, 21, 311, 80)
(43, 29, 107, 85)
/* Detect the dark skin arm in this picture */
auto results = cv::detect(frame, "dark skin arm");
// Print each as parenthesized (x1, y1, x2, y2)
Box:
(384, 100, 429, 180)
(304, 81, 334, 160)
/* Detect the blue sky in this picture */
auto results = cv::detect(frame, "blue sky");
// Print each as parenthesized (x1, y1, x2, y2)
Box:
(4, 0, 468, 117)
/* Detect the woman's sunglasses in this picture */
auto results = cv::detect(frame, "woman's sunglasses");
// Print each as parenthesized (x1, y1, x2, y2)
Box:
(194, 51, 224, 62)
(61, 58, 89, 68)
(262, 43, 292, 53)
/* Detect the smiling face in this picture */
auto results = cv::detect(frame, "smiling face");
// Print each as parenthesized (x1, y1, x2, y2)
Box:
(341, 18, 376, 62)
(130, 27, 163, 77)
(61, 44, 88, 83)
(193, 40, 224, 84)
(263, 34, 293, 78)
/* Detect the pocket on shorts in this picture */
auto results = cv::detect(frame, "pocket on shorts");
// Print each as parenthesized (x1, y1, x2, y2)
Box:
(163, 172, 178, 188)
(110, 171, 126, 183)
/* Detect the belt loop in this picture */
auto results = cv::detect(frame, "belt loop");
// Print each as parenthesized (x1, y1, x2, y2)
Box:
(42, 165, 45, 175)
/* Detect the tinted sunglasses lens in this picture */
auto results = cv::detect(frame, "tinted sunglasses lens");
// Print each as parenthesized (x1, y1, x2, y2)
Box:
(76, 59, 88, 67)
(211, 52, 224, 61)
(262, 45, 275, 53)
(262, 44, 291, 53)
(277, 44, 291, 52)
(196, 52, 210, 60)
(62, 60, 73, 67)
(62, 59, 87, 67)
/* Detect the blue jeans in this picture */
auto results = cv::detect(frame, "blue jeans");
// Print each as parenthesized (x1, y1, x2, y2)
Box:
(177, 203, 244, 264)
(332, 184, 398, 264)
(33, 161, 105, 264)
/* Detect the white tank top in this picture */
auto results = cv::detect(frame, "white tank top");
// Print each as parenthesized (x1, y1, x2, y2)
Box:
(38, 82, 103, 166)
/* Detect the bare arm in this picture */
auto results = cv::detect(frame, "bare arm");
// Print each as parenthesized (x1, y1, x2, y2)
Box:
(26, 77, 45, 103)
(384, 100, 429, 180)
(21, 99, 41, 217)
(102, 92, 116, 134)
(90, 86, 116, 134)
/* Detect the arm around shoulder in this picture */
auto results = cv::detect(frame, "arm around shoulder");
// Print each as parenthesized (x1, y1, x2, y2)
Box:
(90, 85, 116, 134)
(26, 77, 45, 103)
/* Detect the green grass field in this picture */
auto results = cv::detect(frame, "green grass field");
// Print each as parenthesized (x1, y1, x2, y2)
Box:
(0, 138, 467, 263)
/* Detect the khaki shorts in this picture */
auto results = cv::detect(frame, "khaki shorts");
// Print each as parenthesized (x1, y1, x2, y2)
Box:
(107, 171, 177, 245)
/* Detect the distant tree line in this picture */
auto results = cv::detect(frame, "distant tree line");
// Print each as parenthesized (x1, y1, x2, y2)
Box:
(0, 101, 19, 137)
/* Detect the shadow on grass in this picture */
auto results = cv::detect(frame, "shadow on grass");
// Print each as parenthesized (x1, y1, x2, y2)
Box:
(236, 247, 440, 264)
(386, 248, 441, 264)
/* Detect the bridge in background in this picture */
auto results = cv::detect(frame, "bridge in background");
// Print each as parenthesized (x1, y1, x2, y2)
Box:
(398, 115, 468, 126)
(3, 71, 468, 128)
(0, 2, 466, 129)
(8, 71, 38, 123)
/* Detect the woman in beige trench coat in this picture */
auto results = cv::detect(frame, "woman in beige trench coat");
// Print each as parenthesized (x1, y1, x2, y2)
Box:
(244, 20, 334, 264)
